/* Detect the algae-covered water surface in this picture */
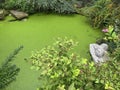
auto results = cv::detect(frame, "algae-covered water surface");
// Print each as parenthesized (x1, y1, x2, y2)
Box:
(0, 14, 102, 90)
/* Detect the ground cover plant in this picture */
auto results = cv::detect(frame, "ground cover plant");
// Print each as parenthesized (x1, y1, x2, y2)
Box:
(0, 46, 23, 89)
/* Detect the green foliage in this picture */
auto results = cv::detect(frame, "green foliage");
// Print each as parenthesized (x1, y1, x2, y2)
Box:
(0, 0, 5, 8)
(0, 46, 23, 89)
(103, 25, 118, 42)
(94, 60, 120, 90)
(29, 37, 80, 89)
(112, 46, 120, 60)
(81, 0, 120, 28)
(4, 0, 35, 13)
(112, 0, 120, 4)
(28, 37, 120, 90)
(111, 38, 120, 60)
(3, 0, 76, 14)
(36, 0, 76, 14)
(100, 25, 119, 53)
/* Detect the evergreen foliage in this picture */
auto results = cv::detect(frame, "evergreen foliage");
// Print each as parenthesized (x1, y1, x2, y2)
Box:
(0, 46, 23, 89)
(81, 0, 120, 28)
(3, 0, 76, 14)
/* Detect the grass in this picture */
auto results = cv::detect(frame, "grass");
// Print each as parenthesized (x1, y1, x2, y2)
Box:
(0, 13, 102, 90)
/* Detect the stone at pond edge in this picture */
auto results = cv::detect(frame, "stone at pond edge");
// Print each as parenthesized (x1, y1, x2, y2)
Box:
(0, 9, 8, 20)
(10, 10, 28, 20)
(89, 43, 110, 63)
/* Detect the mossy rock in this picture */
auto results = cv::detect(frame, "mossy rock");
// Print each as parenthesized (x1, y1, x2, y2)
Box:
(0, 9, 8, 20)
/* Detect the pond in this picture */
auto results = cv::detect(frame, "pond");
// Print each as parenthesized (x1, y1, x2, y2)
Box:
(0, 14, 102, 90)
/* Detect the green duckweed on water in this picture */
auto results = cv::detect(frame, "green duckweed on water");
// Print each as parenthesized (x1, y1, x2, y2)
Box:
(0, 14, 102, 90)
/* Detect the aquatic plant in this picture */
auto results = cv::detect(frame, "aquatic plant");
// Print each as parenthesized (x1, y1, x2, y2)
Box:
(0, 46, 23, 89)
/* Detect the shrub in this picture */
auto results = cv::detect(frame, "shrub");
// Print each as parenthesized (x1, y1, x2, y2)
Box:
(0, 46, 23, 89)
(112, 0, 120, 4)
(29, 37, 80, 89)
(81, 0, 120, 28)
(112, 46, 120, 60)
(28, 37, 120, 90)
(0, 0, 5, 8)
(3, 0, 76, 14)
(35, 0, 76, 14)
(97, 24, 120, 54)
(4, 0, 35, 13)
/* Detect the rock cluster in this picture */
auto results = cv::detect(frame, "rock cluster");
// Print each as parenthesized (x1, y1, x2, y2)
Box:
(0, 10, 28, 21)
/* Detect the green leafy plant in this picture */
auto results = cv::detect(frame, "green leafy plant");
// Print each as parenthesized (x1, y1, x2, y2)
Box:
(102, 25, 118, 42)
(81, 0, 120, 28)
(29, 37, 80, 89)
(4, 0, 35, 13)
(3, 0, 76, 14)
(28, 37, 120, 90)
(112, 46, 120, 60)
(0, 46, 23, 89)
(111, 39, 120, 60)
(112, 0, 120, 4)
(0, 0, 5, 8)
(101, 25, 118, 53)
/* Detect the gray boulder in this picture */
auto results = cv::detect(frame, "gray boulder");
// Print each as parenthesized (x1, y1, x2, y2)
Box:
(10, 10, 28, 20)
(89, 43, 109, 63)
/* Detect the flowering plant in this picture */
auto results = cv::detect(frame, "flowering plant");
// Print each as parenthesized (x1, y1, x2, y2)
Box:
(102, 25, 118, 42)
(102, 28, 109, 33)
